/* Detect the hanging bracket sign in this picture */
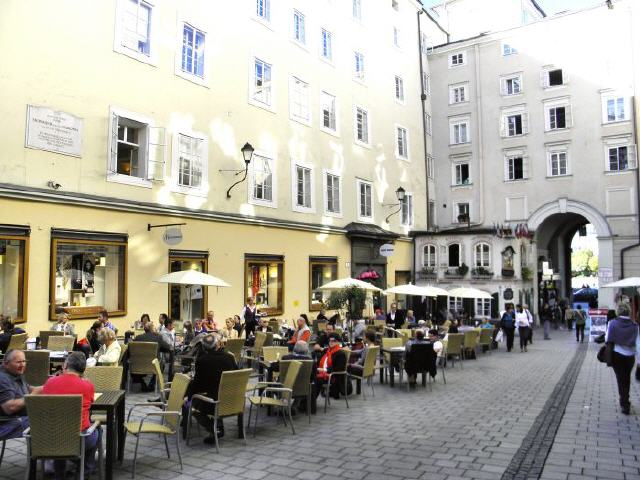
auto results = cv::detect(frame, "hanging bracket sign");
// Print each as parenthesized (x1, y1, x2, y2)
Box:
(379, 243, 395, 257)
(163, 228, 183, 246)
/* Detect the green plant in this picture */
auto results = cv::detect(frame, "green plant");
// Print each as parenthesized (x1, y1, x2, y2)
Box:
(521, 266, 533, 281)
(472, 266, 492, 276)
(325, 286, 367, 320)
(422, 266, 435, 274)
(456, 263, 469, 276)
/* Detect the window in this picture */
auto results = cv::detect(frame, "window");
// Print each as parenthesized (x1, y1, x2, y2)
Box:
(427, 201, 435, 230)
(608, 145, 637, 172)
(396, 126, 409, 159)
(502, 42, 517, 56)
(114, 120, 145, 178)
(355, 106, 370, 145)
(321, 29, 333, 61)
(449, 297, 463, 312)
(422, 73, 431, 95)
(427, 154, 434, 178)
(505, 155, 525, 181)
(294, 164, 312, 210)
(449, 51, 466, 67)
(475, 298, 491, 317)
(290, 77, 310, 124)
(549, 151, 568, 176)
(395, 76, 405, 102)
(169, 251, 208, 322)
(324, 172, 341, 215)
(448, 243, 461, 267)
(507, 114, 523, 136)
(543, 68, 566, 87)
(51, 231, 127, 321)
(450, 119, 470, 144)
(501, 74, 522, 95)
(423, 244, 437, 268)
(256, 0, 270, 21)
(353, 0, 362, 20)
(293, 10, 306, 44)
(115, 0, 153, 61)
(251, 154, 275, 205)
(425, 113, 432, 136)
(251, 58, 272, 107)
(393, 27, 400, 48)
(455, 203, 470, 223)
(175, 133, 207, 192)
(354, 51, 365, 80)
(501, 109, 527, 137)
(245, 255, 284, 315)
(320, 91, 337, 133)
(454, 162, 470, 186)
(0, 227, 29, 323)
(357, 180, 373, 219)
(181, 24, 205, 78)
(400, 194, 413, 226)
(475, 243, 490, 267)
(548, 106, 566, 130)
(602, 94, 629, 123)
(309, 257, 338, 310)
(449, 84, 467, 104)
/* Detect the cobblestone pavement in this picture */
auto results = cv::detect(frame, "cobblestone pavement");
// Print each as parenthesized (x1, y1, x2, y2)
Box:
(2, 330, 639, 480)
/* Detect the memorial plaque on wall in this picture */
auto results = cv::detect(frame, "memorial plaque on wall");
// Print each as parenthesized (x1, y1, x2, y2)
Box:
(25, 105, 83, 157)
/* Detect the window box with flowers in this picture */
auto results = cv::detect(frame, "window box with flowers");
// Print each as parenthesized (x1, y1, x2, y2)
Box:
(471, 267, 494, 279)
(418, 267, 437, 281)
(445, 263, 468, 279)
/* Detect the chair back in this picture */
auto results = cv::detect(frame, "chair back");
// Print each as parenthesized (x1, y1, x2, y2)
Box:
(133, 329, 144, 338)
(264, 332, 274, 347)
(7, 333, 28, 351)
(253, 332, 267, 352)
(405, 342, 436, 373)
(128, 341, 158, 375)
(262, 346, 288, 364)
(396, 329, 412, 345)
(151, 358, 166, 391)
(225, 339, 244, 361)
(118, 343, 128, 365)
(23, 350, 50, 386)
(164, 373, 191, 431)
(362, 346, 380, 378)
(478, 328, 493, 346)
(84, 366, 123, 392)
(317, 321, 327, 333)
(216, 368, 252, 417)
(280, 359, 313, 397)
(373, 320, 386, 331)
(25, 395, 82, 458)
(268, 319, 280, 332)
(281, 360, 302, 393)
(39, 330, 63, 350)
(381, 337, 403, 362)
(446, 333, 464, 355)
(463, 330, 479, 349)
(329, 349, 349, 375)
(47, 335, 75, 352)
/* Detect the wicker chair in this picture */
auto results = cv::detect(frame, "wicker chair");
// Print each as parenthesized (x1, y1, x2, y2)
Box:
(396, 329, 413, 345)
(22, 350, 50, 387)
(127, 342, 158, 392)
(84, 366, 123, 392)
(322, 349, 351, 413)
(347, 346, 379, 399)
(24, 395, 103, 480)
(477, 328, 493, 354)
(445, 333, 464, 368)
(118, 343, 128, 365)
(381, 337, 404, 383)
(224, 339, 244, 366)
(39, 330, 63, 350)
(7, 333, 28, 351)
(261, 347, 288, 367)
(186, 368, 252, 452)
(248, 361, 302, 436)
(373, 319, 386, 332)
(124, 373, 190, 478)
(242, 332, 267, 368)
(151, 358, 171, 403)
(462, 330, 480, 359)
(279, 359, 314, 423)
(47, 335, 75, 352)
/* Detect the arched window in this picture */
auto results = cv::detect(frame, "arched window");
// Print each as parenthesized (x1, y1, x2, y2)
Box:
(423, 244, 437, 268)
(448, 243, 461, 267)
(474, 243, 490, 267)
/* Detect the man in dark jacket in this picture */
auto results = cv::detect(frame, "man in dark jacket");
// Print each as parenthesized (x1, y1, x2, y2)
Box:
(386, 303, 406, 330)
(186, 334, 238, 443)
(132, 322, 172, 391)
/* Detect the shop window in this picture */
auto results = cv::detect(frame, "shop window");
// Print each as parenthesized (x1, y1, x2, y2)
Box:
(245, 255, 284, 315)
(309, 257, 338, 311)
(0, 225, 29, 323)
(50, 230, 127, 321)
(169, 250, 208, 323)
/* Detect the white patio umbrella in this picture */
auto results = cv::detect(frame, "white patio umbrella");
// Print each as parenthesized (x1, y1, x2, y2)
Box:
(601, 277, 640, 288)
(385, 283, 449, 297)
(154, 270, 231, 287)
(318, 277, 383, 292)
(448, 287, 493, 299)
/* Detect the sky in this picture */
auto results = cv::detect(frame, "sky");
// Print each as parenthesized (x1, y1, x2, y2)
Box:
(421, 0, 603, 15)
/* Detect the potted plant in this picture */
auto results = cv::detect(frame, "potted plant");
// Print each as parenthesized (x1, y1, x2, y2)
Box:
(521, 266, 533, 281)
(325, 286, 367, 321)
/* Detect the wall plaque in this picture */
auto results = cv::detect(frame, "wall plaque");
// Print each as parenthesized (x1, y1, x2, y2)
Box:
(25, 105, 83, 157)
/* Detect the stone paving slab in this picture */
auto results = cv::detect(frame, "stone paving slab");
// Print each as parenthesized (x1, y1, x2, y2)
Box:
(2, 331, 637, 480)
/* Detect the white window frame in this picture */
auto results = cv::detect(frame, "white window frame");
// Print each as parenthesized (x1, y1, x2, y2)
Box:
(171, 130, 208, 197)
(422, 72, 431, 95)
(256, 0, 271, 23)
(604, 137, 637, 173)
(500, 106, 528, 137)
(449, 117, 470, 145)
(503, 150, 527, 181)
(425, 113, 432, 136)
(352, 0, 362, 21)
(320, 90, 339, 137)
(475, 298, 491, 317)
(601, 93, 631, 124)
(320, 28, 333, 63)
(547, 147, 570, 177)
(423, 244, 437, 268)
(400, 193, 413, 226)
(113, 0, 158, 66)
(291, 160, 315, 213)
(449, 51, 467, 68)
(354, 51, 365, 82)
(323, 169, 342, 218)
(356, 179, 373, 222)
(474, 243, 490, 268)
(249, 151, 277, 208)
(289, 76, 311, 126)
(427, 154, 434, 179)
(249, 55, 275, 112)
(175, 20, 208, 87)
(500, 73, 523, 96)
(542, 66, 568, 88)
(452, 161, 471, 186)
(543, 97, 572, 131)
(396, 125, 409, 161)
(393, 27, 400, 48)
(292, 9, 306, 46)
(395, 75, 405, 104)
(501, 41, 518, 56)
(354, 105, 371, 147)
(449, 83, 468, 104)
(449, 297, 463, 312)
(453, 203, 470, 224)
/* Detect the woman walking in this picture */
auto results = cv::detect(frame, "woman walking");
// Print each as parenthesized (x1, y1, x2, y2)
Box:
(606, 303, 638, 415)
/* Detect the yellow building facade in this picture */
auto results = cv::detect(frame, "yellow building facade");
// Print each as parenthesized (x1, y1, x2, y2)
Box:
(0, 0, 427, 334)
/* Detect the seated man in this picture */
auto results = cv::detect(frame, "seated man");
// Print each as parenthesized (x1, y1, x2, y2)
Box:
(0, 350, 41, 440)
(287, 317, 311, 351)
(313, 323, 336, 357)
(186, 334, 238, 443)
(255, 318, 273, 334)
(42, 352, 98, 479)
(0, 319, 26, 354)
(404, 330, 436, 386)
(133, 321, 172, 391)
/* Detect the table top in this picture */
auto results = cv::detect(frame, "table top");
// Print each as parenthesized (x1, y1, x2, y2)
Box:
(381, 347, 406, 353)
(91, 390, 125, 409)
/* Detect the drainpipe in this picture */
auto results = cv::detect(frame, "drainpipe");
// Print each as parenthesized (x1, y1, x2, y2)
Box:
(417, 10, 430, 231)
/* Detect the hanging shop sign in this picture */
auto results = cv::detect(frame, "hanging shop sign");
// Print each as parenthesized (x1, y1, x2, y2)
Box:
(163, 228, 183, 246)
(379, 243, 395, 257)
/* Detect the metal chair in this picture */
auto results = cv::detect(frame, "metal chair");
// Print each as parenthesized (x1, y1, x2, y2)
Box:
(39, 330, 63, 350)
(151, 358, 171, 403)
(126, 342, 158, 392)
(22, 350, 50, 387)
(280, 359, 314, 422)
(24, 395, 103, 480)
(347, 346, 379, 399)
(47, 335, 75, 352)
(124, 373, 190, 478)
(323, 349, 351, 413)
(186, 368, 252, 451)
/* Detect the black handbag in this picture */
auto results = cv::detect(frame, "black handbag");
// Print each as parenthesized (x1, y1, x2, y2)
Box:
(597, 342, 613, 366)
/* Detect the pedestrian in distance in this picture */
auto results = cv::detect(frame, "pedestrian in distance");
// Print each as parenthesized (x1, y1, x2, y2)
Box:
(541, 303, 552, 340)
(501, 305, 516, 352)
(574, 305, 586, 343)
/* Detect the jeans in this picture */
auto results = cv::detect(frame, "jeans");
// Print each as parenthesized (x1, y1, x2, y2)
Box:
(53, 428, 99, 480)
(503, 327, 515, 352)
(543, 320, 551, 339)
(575, 324, 585, 343)
(611, 351, 635, 410)
(0, 416, 29, 440)
(518, 327, 530, 350)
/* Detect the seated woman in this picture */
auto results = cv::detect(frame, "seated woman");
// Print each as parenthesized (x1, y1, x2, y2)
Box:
(93, 328, 121, 365)
(220, 318, 238, 339)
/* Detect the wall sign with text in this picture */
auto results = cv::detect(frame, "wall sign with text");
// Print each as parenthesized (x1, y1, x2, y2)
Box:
(25, 105, 83, 157)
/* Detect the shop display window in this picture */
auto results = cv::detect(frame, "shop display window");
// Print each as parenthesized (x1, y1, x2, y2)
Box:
(0, 232, 28, 323)
(245, 256, 283, 315)
(309, 258, 338, 311)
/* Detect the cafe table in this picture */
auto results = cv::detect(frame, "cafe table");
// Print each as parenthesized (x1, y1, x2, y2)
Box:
(91, 390, 125, 480)
(380, 346, 405, 387)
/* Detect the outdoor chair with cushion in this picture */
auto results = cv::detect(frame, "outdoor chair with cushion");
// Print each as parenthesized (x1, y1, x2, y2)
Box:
(39, 330, 63, 350)
(126, 342, 158, 392)
(347, 346, 379, 400)
(23, 350, 50, 386)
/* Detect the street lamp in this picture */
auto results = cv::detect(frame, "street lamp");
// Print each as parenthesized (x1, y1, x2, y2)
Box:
(384, 187, 406, 223)
(221, 142, 254, 198)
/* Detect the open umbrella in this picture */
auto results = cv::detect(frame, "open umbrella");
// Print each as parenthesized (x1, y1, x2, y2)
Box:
(154, 270, 231, 287)
(448, 287, 493, 299)
(318, 277, 383, 292)
(385, 283, 449, 297)
(601, 277, 640, 288)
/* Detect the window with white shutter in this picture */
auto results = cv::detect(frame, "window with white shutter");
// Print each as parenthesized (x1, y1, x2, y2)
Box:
(450, 119, 470, 144)
(500, 108, 528, 137)
(500, 74, 522, 96)
(321, 91, 337, 134)
(171, 131, 208, 195)
(423, 244, 437, 268)
(114, 0, 156, 65)
(395, 76, 405, 102)
(354, 106, 370, 145)
(250, 154, 276, 206)
(324, 172, 341, 215)
(293, 164, 313, 211)
(357, 180, 373, 220)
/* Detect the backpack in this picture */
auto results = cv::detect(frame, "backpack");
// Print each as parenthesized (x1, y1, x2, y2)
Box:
(575, 310, 586, 325)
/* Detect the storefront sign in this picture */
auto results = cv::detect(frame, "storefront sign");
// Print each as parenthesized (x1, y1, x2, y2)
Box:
(379, 243, 395, 257)
(589, 308, 608, 341)
(25, 105, 83, 157)
(163, 228, 183, 246)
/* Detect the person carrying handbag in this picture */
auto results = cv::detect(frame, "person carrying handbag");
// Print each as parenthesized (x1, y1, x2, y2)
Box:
(574, 305, 586, 343)
(500, 305, 516, 353)
(605, 303, 638, 415)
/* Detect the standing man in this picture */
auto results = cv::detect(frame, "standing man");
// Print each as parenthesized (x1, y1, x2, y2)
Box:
(574, 305, 586, 343)
(386, 303, 406, 330)
(501, 305, 516, 352)
(541, 303, 553, 340)
(241, 297, 259, 338)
